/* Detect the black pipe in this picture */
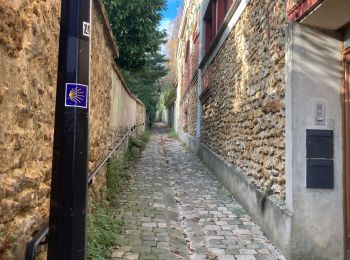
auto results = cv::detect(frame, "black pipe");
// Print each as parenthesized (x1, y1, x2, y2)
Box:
(47, 0, 91, 259)
(26, 126, 138, 260)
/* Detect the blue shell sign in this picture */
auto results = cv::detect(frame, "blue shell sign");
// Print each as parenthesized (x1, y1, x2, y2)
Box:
(65, 83, 88, 108)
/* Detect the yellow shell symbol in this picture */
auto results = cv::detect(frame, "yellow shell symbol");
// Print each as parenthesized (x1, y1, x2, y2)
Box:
(68, 87, 84, 103)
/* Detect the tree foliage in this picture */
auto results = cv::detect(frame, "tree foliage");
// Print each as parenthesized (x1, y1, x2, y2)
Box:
(159, 10, 182, 109)
(164, 11, 182, 86)
(103, 0, 167, 70)
(121, 53, 168, 122)
(103, 0, 169, 123)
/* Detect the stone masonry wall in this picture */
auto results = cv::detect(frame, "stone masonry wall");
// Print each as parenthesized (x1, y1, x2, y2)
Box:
(181, 79, 198, 137)
(137, 102, 146, 134)
(178, 0, 200, 138)
(201, 0, 287, 198)
(0, 1, 60, 258)
(0, 0, 145, 258)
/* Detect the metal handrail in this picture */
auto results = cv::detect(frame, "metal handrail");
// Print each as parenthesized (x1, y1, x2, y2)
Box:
(25, 123, 145, 260)
(25, 226, 49, 260)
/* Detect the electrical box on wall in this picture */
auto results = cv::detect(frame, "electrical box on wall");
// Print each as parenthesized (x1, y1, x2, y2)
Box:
(306, 129, 334, 189)
(315, 102, 326, 125)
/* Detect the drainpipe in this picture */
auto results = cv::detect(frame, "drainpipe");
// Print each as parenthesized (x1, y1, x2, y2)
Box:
(196, 1, 206, 139)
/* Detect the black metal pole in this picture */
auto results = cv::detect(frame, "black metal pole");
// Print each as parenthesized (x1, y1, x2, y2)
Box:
(48, 0, 91, 259)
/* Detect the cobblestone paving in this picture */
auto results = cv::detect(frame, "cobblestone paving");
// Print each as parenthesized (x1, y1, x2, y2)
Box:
(111, 126, 285, 260)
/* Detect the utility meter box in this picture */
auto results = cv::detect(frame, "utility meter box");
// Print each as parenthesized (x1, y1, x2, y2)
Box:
(306, 129, 333, 159)
(306, 129, 334, 189)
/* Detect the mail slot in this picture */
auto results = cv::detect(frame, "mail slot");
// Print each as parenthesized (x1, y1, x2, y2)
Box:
(306, 129, 334, 189)
(306, 129, 333, 159)
(306, 159, 334, 189)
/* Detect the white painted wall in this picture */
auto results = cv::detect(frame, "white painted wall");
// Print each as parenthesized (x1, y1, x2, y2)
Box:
(286, 23, 344, 259)
(110, 69, 137, 130)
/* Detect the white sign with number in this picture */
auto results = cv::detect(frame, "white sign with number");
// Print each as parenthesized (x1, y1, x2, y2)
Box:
(83, 22, 90, 37)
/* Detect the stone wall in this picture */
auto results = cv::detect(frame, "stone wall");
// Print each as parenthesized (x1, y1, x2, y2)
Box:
(137, 102, 146, 134)
(201, 0, 287, 198)
(178, 0, 200, 138)
(181, 79, 198, 137)
(160, 105, 175, 128)
(0, 1, 60, 258)
(0, 0, 145, 258)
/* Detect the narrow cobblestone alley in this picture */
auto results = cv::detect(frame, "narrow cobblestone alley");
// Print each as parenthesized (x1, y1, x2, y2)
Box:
(112, 125, 285, 260)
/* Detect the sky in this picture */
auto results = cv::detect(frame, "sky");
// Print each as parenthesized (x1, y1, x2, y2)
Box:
(159, 0, 182, 55)
(163, 0, 181, 20)
(159, 0, 182, 33)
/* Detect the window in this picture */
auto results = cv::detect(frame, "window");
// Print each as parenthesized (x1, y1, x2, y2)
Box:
(184, 41, 192, 88)
(212, 0, 217, 36)
(185, 41, 190, 64)
(345, 28, 350, 49)
(204, 2, 213, 53)
(224, 0, 229, 13)
(225, 0, 233, 13)
(218, 0, 225, 27)
(193, 34, 199, 70)
(204, 0, 233, 53)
